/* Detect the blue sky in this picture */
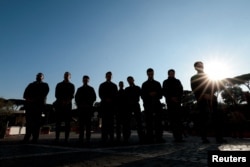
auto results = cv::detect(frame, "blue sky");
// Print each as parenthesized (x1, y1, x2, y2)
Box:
(1, 0, 250, 104)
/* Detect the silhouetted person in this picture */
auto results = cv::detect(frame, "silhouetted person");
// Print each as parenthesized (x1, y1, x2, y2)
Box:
(162, 69, 184, 142)
(98, 71, 118, 143)
(115, 81, 126, 142)
(75, 75, 96, 144)
(125, 76, 145, 143)
(54, 72, 75, 143)
(23, 73, 49, 143)
(141, 68, 164, 143)
(191, 61, 226, 143)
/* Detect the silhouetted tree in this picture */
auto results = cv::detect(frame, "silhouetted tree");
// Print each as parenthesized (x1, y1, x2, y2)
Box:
(221, 86, 245, 106)
(223, 73, 250, 91)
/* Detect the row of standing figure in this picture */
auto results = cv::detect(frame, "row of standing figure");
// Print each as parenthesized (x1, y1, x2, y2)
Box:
(23, 62, 227, 144)
(22, 68, 185, 144)
(23, 72, 74, 143)
(72, 69, 179, 144)
(75, 68, 184, 144)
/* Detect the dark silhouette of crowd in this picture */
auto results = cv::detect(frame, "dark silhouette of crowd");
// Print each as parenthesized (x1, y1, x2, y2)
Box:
(22, 63, 229, 145)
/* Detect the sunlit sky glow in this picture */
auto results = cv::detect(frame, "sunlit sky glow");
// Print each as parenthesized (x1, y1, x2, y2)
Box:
(205, 57, 232, 81)
(1, 0, 250, 104)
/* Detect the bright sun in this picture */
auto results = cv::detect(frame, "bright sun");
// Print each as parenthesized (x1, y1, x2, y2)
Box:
(205, 61, 230, 81)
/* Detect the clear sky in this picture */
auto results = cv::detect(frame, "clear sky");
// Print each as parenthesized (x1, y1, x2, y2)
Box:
(1, 0, 250, 104)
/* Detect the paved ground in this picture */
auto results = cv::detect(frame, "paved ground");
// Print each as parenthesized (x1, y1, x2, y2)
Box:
(1, 131, 250, 167)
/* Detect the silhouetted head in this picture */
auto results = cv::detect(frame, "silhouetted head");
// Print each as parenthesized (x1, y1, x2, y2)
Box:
(105, 71, 112, 82)
(36, 73, 44, 82)
(64, 72, 71, 82)
(127, 76, 134, 86)
(194, 61, 204, 73)
(168, 69, 175, 78)
(119, 81, 124, 89)
(83, 75, 89, 85)
(146, 68, 154, 80)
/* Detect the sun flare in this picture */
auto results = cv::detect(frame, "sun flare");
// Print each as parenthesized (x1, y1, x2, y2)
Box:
(205, 60, 231, 81)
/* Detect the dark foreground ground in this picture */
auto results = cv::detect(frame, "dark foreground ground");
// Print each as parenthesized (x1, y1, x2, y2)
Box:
(1, 131, 250, 167)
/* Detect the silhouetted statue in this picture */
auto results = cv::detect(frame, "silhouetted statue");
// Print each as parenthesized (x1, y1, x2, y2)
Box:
(98, 71, 118, 143)
(23, 73, 49, 143)
(141, 68, 164, 143)
(163, 69, 184, 142)
(54, 72, 75, 143)
(75, 75, 96, 144)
